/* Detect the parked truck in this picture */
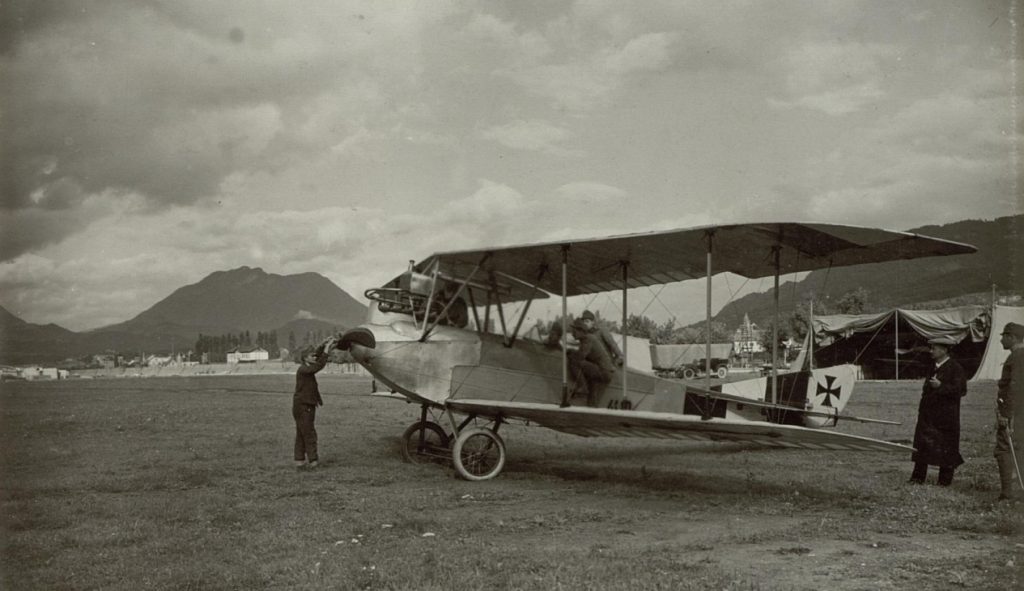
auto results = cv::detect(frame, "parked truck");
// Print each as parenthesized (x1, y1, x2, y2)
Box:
(649, 343, 733, 379)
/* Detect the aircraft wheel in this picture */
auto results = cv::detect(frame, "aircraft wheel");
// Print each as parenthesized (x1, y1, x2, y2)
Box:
(401, 421, 450, 464)
(682, 367, 697, 380)
(452, 428, 506, 481)
(716, 366, 729, 379)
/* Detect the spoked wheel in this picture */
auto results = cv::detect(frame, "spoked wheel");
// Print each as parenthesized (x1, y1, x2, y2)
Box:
(400, 421, 450, 464)
(452, 427, 506, 481)
(716, 366, 729, 379)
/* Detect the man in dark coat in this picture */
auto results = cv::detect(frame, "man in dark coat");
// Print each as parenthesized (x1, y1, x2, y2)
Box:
(293, 337, 335, 470)
(995, 321, 1024, 500)
(910, 336, 968, 486)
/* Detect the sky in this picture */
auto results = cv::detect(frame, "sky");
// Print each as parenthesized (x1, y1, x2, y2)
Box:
(0, 0, 1020, 332)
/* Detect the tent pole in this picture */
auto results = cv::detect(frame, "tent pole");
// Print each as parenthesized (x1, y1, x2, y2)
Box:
(705, 232, 714, 396)
(894, 311, 899, 381)
(621, 261, 629, 400)
(771, 246, 780, 405)
(560, 245, 570, 407)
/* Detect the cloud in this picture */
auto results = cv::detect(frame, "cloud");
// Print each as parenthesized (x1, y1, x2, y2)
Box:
(0, 1, 459, 257)
(603, 32, 676, 75)
(769, 41, 897, 115)
(493, 11, 680, 113)
(554, 182, 626, 203)
(481, 120, 582, 156)
(0, 175, 640, 329)
(773, 61, 1018, 229)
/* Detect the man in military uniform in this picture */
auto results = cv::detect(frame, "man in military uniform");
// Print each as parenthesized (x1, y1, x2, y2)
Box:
(995, 322, 1024, 500)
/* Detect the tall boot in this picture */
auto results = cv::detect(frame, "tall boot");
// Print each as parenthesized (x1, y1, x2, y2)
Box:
(938, 466, 954, 486)
(997, 454, 1018, 500)
(909, 462, 927, 484)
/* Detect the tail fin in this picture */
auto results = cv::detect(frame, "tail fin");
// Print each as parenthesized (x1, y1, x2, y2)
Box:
(802, 364, 858, 428)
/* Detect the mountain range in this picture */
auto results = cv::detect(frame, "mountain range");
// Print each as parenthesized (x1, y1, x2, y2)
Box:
(1, 267, 367, 365)
(1, 215, 1020, 365)
(712, 214, 1022, 329)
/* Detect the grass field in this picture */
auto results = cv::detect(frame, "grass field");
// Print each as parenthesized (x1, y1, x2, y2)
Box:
(1, 375, 1021, 590)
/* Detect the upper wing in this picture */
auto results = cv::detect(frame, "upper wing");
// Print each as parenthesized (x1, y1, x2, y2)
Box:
(417, 223, 975, 301)
(445, 399, 911, 453)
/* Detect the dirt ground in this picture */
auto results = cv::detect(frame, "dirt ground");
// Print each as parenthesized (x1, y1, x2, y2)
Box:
(1, 375, 1021, 590)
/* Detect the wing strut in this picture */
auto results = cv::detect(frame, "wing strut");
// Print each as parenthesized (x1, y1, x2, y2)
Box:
(420, 254, 488, 341)
(505, 265, 548, 347)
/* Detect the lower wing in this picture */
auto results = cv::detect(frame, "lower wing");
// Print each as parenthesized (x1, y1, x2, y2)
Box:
(445, 399, 911, 453)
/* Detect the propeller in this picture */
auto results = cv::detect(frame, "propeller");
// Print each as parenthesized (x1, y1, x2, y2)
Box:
(335, 328, 376, 351)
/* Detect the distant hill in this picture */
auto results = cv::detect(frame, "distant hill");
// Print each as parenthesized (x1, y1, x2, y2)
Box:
(0, 267, 368, 364)
(712, 215, 1022, 329)
(0, 305, 81, 364)
(95, 266, 366, 338)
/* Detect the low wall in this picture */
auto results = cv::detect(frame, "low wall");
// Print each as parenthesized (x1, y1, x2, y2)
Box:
(74, 362, 369, 379)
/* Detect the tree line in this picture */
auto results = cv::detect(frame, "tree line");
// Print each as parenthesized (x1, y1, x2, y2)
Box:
(193, 328, 346, 362)
(194, 330, 281, 363)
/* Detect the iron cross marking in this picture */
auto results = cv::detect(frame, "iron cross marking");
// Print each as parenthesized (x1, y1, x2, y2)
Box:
(816, 375, 842, 407)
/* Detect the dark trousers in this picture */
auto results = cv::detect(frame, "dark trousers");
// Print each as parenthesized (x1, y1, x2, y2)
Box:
(568, 354, 611, 407)
(293, 401, 318, 462)
(911, 462, 955, 485)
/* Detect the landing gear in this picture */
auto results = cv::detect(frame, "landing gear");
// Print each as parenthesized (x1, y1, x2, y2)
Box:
(400, 421, 449, 464)
(400, 404, 509, 480)
(452, 427, 506, 481)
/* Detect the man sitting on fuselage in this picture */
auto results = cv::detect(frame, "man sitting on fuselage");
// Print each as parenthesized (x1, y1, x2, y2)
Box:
(580, 310, 624, 367)
(563, 318, 616, 408)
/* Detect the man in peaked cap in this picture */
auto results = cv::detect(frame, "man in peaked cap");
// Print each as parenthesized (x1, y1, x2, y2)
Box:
(995, 322, 1024, 500)
(909, 335, 967, 486)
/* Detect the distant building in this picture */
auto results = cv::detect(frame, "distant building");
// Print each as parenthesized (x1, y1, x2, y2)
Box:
(92, 354, 118, 369)
(23, 366, 60, 380)
(732, 314, 765, 360)
(145, 355, 173, 367)
(226, 346, 269, 364)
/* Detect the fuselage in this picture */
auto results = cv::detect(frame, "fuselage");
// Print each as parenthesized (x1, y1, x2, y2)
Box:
(346, 305, 857, 427)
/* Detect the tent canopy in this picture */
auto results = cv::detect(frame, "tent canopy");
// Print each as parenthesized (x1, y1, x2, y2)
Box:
(812, 306, 989, 347)
(807, 305, 1023, 381)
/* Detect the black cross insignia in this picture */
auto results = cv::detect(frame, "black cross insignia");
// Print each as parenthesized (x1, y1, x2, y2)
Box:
(816, 375, 842, 407)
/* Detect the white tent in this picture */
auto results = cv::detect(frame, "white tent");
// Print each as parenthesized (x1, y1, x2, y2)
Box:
(972, 304, 1024, 380)
(803, 304, 1023, 381)
(611, 333, 653, 373)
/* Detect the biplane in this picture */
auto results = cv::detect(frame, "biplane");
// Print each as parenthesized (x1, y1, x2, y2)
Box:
(335, 223, 976, 480)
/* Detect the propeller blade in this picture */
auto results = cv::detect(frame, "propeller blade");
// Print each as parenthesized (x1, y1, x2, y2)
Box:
(336, 327, 376, 351)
